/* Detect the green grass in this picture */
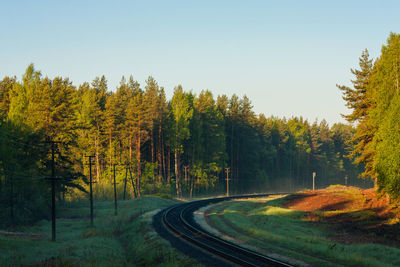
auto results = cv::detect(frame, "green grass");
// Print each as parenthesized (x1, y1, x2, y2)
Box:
(206, 197, 400, 267)
(0, 197, 200, 266)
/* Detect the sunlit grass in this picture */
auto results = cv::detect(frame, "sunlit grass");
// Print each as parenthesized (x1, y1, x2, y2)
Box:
(0, 197, 200, 266)
(206, 196, 400, 267)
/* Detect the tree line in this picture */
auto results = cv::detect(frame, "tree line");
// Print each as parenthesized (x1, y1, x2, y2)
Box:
(0, 64, 363, 227)
(338, 32, 400, 200)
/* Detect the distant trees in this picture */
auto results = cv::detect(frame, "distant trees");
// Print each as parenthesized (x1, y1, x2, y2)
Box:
(0, 58, 368, 227)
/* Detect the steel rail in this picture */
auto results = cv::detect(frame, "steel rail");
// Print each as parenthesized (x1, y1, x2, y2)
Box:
(161, 194, 293, 267)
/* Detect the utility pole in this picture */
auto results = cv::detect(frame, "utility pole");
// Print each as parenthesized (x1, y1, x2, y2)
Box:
(345, 175, 348, 186)
(128, 165, 137, 198)
(10, 174, 14, 227)
(312, 172, 316, 191)
(85, 155, 95, 227)
(225, 168, 230, 197)
(46, 140, 60, 241)
(113, 164, 118, 215)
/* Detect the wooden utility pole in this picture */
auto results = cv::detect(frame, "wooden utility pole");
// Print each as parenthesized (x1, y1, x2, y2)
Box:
(225, 168, 230, 197)
(9, 174, 14, 227)
(85, 155, 95, 227)
(312, 172, 316, 191)
(128, 165, 138, 198)
(50, 142, 56, 241)
(113, 164, 118, 215)
(46, 140, 61, 241)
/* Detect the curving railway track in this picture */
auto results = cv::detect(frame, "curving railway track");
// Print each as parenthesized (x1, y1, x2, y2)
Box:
(153, 194, 293, 267)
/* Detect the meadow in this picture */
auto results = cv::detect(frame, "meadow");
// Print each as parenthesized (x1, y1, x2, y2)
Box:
(0, 196, 200, 266)
(204, 187, 400, 267)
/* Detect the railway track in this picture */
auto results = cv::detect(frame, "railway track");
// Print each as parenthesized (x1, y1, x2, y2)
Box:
(153, 194, 293, 267)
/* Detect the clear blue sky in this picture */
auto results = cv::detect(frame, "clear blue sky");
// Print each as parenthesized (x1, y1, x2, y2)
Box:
(1, 0, 398, 124)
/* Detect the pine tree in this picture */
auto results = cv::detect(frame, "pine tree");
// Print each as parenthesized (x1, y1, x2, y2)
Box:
(155, 88, 168, 182)
(337, 49, 375, 181)
(90, 76, 108, 182)
(171, 85, 193, 198)
(126, 82, 151, 197)
(337, 49, 373, 123)
(75, 77, 107, 182)
(113, 76, 135, 164)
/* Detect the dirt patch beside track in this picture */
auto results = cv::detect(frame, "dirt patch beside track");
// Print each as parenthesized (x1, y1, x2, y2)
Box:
(284, 185, 400, 247)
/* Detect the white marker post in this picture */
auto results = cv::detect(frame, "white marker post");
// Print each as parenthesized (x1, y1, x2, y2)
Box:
(312, 172, 316, 191)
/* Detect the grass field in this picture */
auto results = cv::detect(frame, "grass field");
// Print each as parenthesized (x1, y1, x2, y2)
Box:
(0, 196, 200, 266)
(204, 189, 400, 267)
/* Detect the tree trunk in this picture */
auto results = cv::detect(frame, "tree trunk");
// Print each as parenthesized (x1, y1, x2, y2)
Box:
(236, 135, 239, 192)
(276, 147, 280, 178)
(167, 148, 170, 184)
(297, 148, 301, 180)
(151, 124, 154, 163)
(162, 137, 166, 181)
(123, 167, 128, 200)
(137, 119, 141, 197)
(95, 134, 100, 182)
(129, 166, 137, 198)
(119, 140, 122, 163)
(158, 123, 162, 182)
(175, 149, 179, 197)
(109, 127, 112, 181)
(231, 124, 234, 181)
(307, 153, 311, 186)
(175, 149, 182, 198)
(129, 133, 132, 164)
(151, 121, 155, 183)
(184, 166, 188, 185)
(190, 173, 193, 198)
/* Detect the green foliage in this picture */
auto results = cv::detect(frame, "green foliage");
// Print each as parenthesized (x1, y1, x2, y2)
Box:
(0, 119, 49, 228)
(171, 85, 194, 152)
(375, 94, 400, 198)
(339, 32, 400, 200)
(0, 62, 364, 227)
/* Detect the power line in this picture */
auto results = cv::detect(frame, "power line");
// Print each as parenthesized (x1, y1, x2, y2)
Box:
(0, 132, 46, 149)
(1, 137, 43, 149)
(0, 170, 48, 179)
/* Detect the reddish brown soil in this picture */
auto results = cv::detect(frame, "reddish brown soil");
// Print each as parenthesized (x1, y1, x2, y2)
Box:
(284, 185, 400, 247)
(285, 186, 390, 213)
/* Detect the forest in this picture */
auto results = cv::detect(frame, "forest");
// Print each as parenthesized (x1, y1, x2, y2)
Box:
(338, 32, 400, 200)
(0, 63, 366, 227)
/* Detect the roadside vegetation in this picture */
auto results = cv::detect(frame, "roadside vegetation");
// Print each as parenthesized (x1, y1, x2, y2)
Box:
(0, 196, 200, 266)
(204, 186, 400, 267)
